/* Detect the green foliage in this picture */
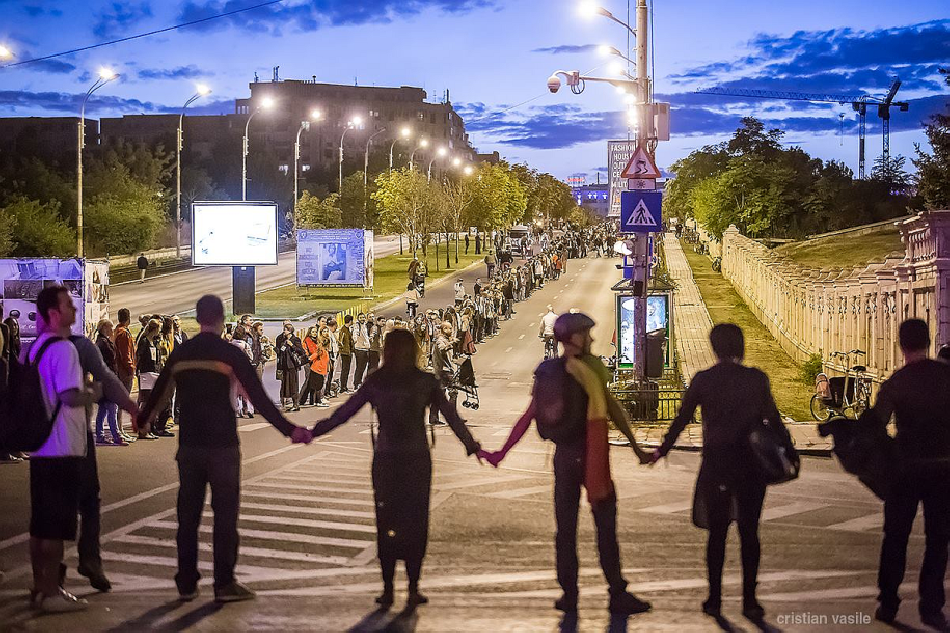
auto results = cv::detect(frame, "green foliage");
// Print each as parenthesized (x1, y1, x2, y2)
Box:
(871, 154, 911, 188)
(3, 197, 75, 257)
(373, 169, 434, 255)
(914, 69, 950, 210)
(801, 352, 824, 385)
(295, 191, 342, 229)
(0, 209, 14, 257)
(340, 171, 376, 229)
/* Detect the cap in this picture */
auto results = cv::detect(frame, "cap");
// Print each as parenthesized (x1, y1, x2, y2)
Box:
(554, 312, 595, 342)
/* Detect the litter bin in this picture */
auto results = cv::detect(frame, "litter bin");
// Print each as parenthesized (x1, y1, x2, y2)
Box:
(646, 331, 666, 379)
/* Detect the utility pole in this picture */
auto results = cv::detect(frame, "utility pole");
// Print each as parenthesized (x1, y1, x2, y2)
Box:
(632, 0, 652, 383)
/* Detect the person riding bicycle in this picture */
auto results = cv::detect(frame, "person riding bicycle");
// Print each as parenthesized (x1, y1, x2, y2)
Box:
(539, 306, 559, 359)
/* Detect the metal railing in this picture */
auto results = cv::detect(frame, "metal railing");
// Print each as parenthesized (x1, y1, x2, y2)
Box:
(611, 382, 684, 423)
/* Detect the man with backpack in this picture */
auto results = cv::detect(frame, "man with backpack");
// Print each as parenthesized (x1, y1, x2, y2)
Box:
(482, 313, 652, 616)
(24, 285, 102, 612)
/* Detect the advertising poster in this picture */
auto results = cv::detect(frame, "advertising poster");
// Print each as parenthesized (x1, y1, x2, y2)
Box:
(617, 293, 670, 369)
(0, 258, 109, 342)
(297, 229, 374, 288)
(192, 201, 279, 266)
(607, 140, 637, 219)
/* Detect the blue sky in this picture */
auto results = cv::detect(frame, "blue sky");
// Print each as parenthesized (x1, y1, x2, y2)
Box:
(1, 0, 948, 182)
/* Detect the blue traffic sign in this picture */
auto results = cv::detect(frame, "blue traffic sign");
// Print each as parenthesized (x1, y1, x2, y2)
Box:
(620, 190, 662, 233)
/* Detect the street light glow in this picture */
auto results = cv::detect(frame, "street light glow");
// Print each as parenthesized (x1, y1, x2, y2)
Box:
(99, 67, 117, 80)
(452, 157, 461, 167)
(437, 147, 447, 157)
(578, 1, 602, 18)
(419, 138, 429, 148)
(464, 166, 473, 176)
(196, 84, 211, 96)
(311, 109, 322, 120)
(401, 126, 411, 137)
(352, 115, 363, 126)
(608, 61, 624, 76)
(0, 45, 13, 60)
(260, 96, 275, 109)
(599, 44, 617, 58)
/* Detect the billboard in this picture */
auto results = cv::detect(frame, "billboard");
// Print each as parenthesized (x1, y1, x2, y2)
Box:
(297, 229, 374, 288)
(617, 293, 670, 369)
(0, 258, 110, 343)
(607, 140, 638, 219)
(192, 201, 279, 266)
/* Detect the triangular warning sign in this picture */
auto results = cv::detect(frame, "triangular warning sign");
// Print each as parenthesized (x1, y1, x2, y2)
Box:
(620, 144, 661, 180)
(626, 200, 658, 228)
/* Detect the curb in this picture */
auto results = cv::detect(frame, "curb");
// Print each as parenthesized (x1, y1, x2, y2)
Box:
(621, 441, 833, 458)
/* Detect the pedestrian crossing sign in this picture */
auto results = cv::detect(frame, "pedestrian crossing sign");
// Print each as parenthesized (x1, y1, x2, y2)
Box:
(620, 190, 662, 233)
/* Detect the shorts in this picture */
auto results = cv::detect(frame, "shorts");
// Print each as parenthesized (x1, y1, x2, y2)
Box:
(30, 457, 82, 541)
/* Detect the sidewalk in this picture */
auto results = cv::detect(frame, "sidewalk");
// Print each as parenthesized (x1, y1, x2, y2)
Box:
(660, 235, 831, 455)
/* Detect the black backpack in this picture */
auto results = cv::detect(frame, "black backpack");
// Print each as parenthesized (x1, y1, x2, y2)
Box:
(533, 358, 586, 444)
(0, 337, 64, 452)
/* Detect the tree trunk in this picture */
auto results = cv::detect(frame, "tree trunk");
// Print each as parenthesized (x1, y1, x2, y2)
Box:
(435, 233, 440, 272)
(445, 231, 450, 269)
(454, 226, 459, 264)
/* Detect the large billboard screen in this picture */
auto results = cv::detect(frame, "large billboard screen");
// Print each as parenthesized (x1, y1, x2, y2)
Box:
(297, 229, 374, 288)
(192, 201, 279, 266)
(0, 258, 109, 343)
(617, 293, 670, 369)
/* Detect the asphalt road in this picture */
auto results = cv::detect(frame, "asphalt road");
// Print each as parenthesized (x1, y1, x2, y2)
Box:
(0, 254, 933, 632)
(110, 234, 405, 318)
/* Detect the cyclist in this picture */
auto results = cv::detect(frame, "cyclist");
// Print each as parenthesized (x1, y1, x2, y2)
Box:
(539, 305, 559, 359)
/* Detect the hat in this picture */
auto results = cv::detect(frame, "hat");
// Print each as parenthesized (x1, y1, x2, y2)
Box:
(554, 312, 595, 342)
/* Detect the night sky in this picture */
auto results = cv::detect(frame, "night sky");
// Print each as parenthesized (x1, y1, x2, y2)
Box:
(1, 0, 947, 182)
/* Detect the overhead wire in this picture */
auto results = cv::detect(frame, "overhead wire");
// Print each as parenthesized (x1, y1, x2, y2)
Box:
(0, 0, 284, 70)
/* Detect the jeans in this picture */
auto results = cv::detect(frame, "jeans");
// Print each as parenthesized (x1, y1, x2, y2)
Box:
(704, 475, 766, 605)
(176, 446, 241, 592)
(553, 445, 627, 598)
(878, 467, 950, 616)
(95, 401, 119, 440)
(354, 350, 369, 388)
(118, 376, 134, 432)
(340, 354, 353, 391)
(77, 431, 102, 571)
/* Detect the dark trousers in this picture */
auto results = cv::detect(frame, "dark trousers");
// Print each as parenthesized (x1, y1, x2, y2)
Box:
(176, 446, 241, 592)
(324, 358, 335, 398)
(553, 446, 626, 598)
(354, 350, 369, 387)
(298, 367, 315, 405)
(429, 386, 457, 425)
(368, 350, 380, 374)
(340, 353, 352, 391)
(77, 431, 102, 570)
(705, 476, 766, 604)
(878, 468, 950, 616)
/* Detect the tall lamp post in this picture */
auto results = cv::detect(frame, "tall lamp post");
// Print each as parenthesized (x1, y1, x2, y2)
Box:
(293, 109, 322, 224)
(176, 84, 211, 258)
(409, 138, 429, 171)
(242, 96, 275, 201)
(388, 126, 411, 172)
(339, 116, 363, 193)
(77, 68, 118, 258)
(427, 146, 448, 182)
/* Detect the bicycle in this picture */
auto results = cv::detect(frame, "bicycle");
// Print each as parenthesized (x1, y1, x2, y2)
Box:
(810, 349, 871, 421)
(542, 336, 558, 361)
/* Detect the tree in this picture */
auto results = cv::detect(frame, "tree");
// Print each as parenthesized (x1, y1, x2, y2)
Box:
(3, 197, 75, 257)
(0, 209, 14, 256)
(295, 191, 342, 229)
(180, 165, 227, 224)
(373, 169, 434, 257)
(871, 154, 911, 188)
(443, 175, 475, 264)
(340, 171, 371, 229)
(914, 69, 950, 209)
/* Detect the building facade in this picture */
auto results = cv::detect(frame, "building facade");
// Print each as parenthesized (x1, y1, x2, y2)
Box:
(571, 183, 610, 218)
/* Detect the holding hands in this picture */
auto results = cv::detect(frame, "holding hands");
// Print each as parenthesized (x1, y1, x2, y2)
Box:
(477, 449, 505, 468)
(291, 426, 313, 444)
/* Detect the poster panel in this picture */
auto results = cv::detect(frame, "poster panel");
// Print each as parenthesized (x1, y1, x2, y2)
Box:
(192, 201, 279, 266)
(296, 229, 373, 288)
(616, 293, 670, 369)
(607, 140, 637, 219)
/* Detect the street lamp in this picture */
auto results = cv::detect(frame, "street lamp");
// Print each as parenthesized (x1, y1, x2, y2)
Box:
(293, 108, 321, 219)
(427, 146, 448, 182)
(599, 44, 636, 68)
(77, 67, 118, 258)
(0, 45, 13, 60)
(579, 2, 636, 36)
(176, 84, 211, 257)
(242, 95, 275, 201)
(389, 126, 411, 172)
(362, 127, 387, 226)
(339, 115, 362, 193)
(409, 138, 429, 171)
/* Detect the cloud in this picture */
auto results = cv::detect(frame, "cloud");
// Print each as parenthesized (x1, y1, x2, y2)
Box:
(93, 2, 153, 40)
(137, 65, 208, 80)
(21, 58, 77, 74)
(0, 89, 235, 117)
(176, 0, 493, 35)
(531, 44, 598, 54)
(22, 5, 63, 17)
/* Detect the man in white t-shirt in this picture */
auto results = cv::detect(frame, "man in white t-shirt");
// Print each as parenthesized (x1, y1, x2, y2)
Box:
(28, 285, 101, 613)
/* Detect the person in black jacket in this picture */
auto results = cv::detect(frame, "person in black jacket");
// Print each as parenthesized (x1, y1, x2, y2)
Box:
(866, 319, 950, 629)
(94, 320, 126, 446)
(139, 295, 312, 603)
(652, 323, 783, 622)
(275, 322, 305, 411)
(310, 329, 482, 609)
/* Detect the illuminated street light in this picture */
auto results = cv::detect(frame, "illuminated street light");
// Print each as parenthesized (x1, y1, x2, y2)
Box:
(242, 96, 275, 201)
(409, 138, 429, 171)
(427, 146, 448, 182)
(0, 45, 14, 60)
(293, 108, 322, 221)
(176, 84, 212, 256)
(364, 127, 388, 225)
(77, 68, 119, 257)
(339, 117, 362, 194)
(578, 2, 636, 36)
(389, 126, 412, 172)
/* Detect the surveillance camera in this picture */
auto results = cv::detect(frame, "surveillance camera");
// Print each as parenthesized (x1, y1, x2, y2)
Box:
(547, 74, 561, 93)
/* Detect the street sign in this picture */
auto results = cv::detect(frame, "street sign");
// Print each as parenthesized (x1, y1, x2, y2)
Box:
(627, 178, 656, 190)
(620, 144, 662, 180)
(620, 190, 662, 233)
(607, 140, 638, 218)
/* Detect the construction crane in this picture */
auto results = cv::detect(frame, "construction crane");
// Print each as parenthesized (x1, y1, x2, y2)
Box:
(695, 79, 908, 179)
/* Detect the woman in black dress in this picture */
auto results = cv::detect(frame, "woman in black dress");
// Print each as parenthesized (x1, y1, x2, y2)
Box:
(310, 329, 482, 608)
(275, 322, 305, 411)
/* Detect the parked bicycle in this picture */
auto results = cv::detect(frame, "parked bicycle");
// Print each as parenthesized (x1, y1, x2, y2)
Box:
(810, 349, 871, 420)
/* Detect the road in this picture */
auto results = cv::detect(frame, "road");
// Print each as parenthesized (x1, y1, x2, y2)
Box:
(0, 254, 933, 631)
(110, 234, 405, 318)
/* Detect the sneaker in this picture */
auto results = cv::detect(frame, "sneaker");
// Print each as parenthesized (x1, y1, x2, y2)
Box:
(120, 433, 137, 443)
(0, 454, 23, 464)
(214, 581, 256, 603)
(138, 433, 158, 440)
(95, 436, 109, 445)
(156, 430, 175, 438)
(554, 594, 578, 613)
(36, 588, 89, 613)
(316, 402, 330, 408)
(77, 564, 112, 592)
(179, 587, 200, 602)
(609, 592, 652, 615)
(920, 611, 948, 630)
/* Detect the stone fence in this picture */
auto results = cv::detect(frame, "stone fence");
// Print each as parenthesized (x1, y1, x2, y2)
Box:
(720, 210, 950, 384)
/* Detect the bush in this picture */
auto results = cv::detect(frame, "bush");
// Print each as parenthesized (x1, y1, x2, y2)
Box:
(4, 197, 76, 257)
(85, 193, 164, 256)
(801, 351, 824, 385)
